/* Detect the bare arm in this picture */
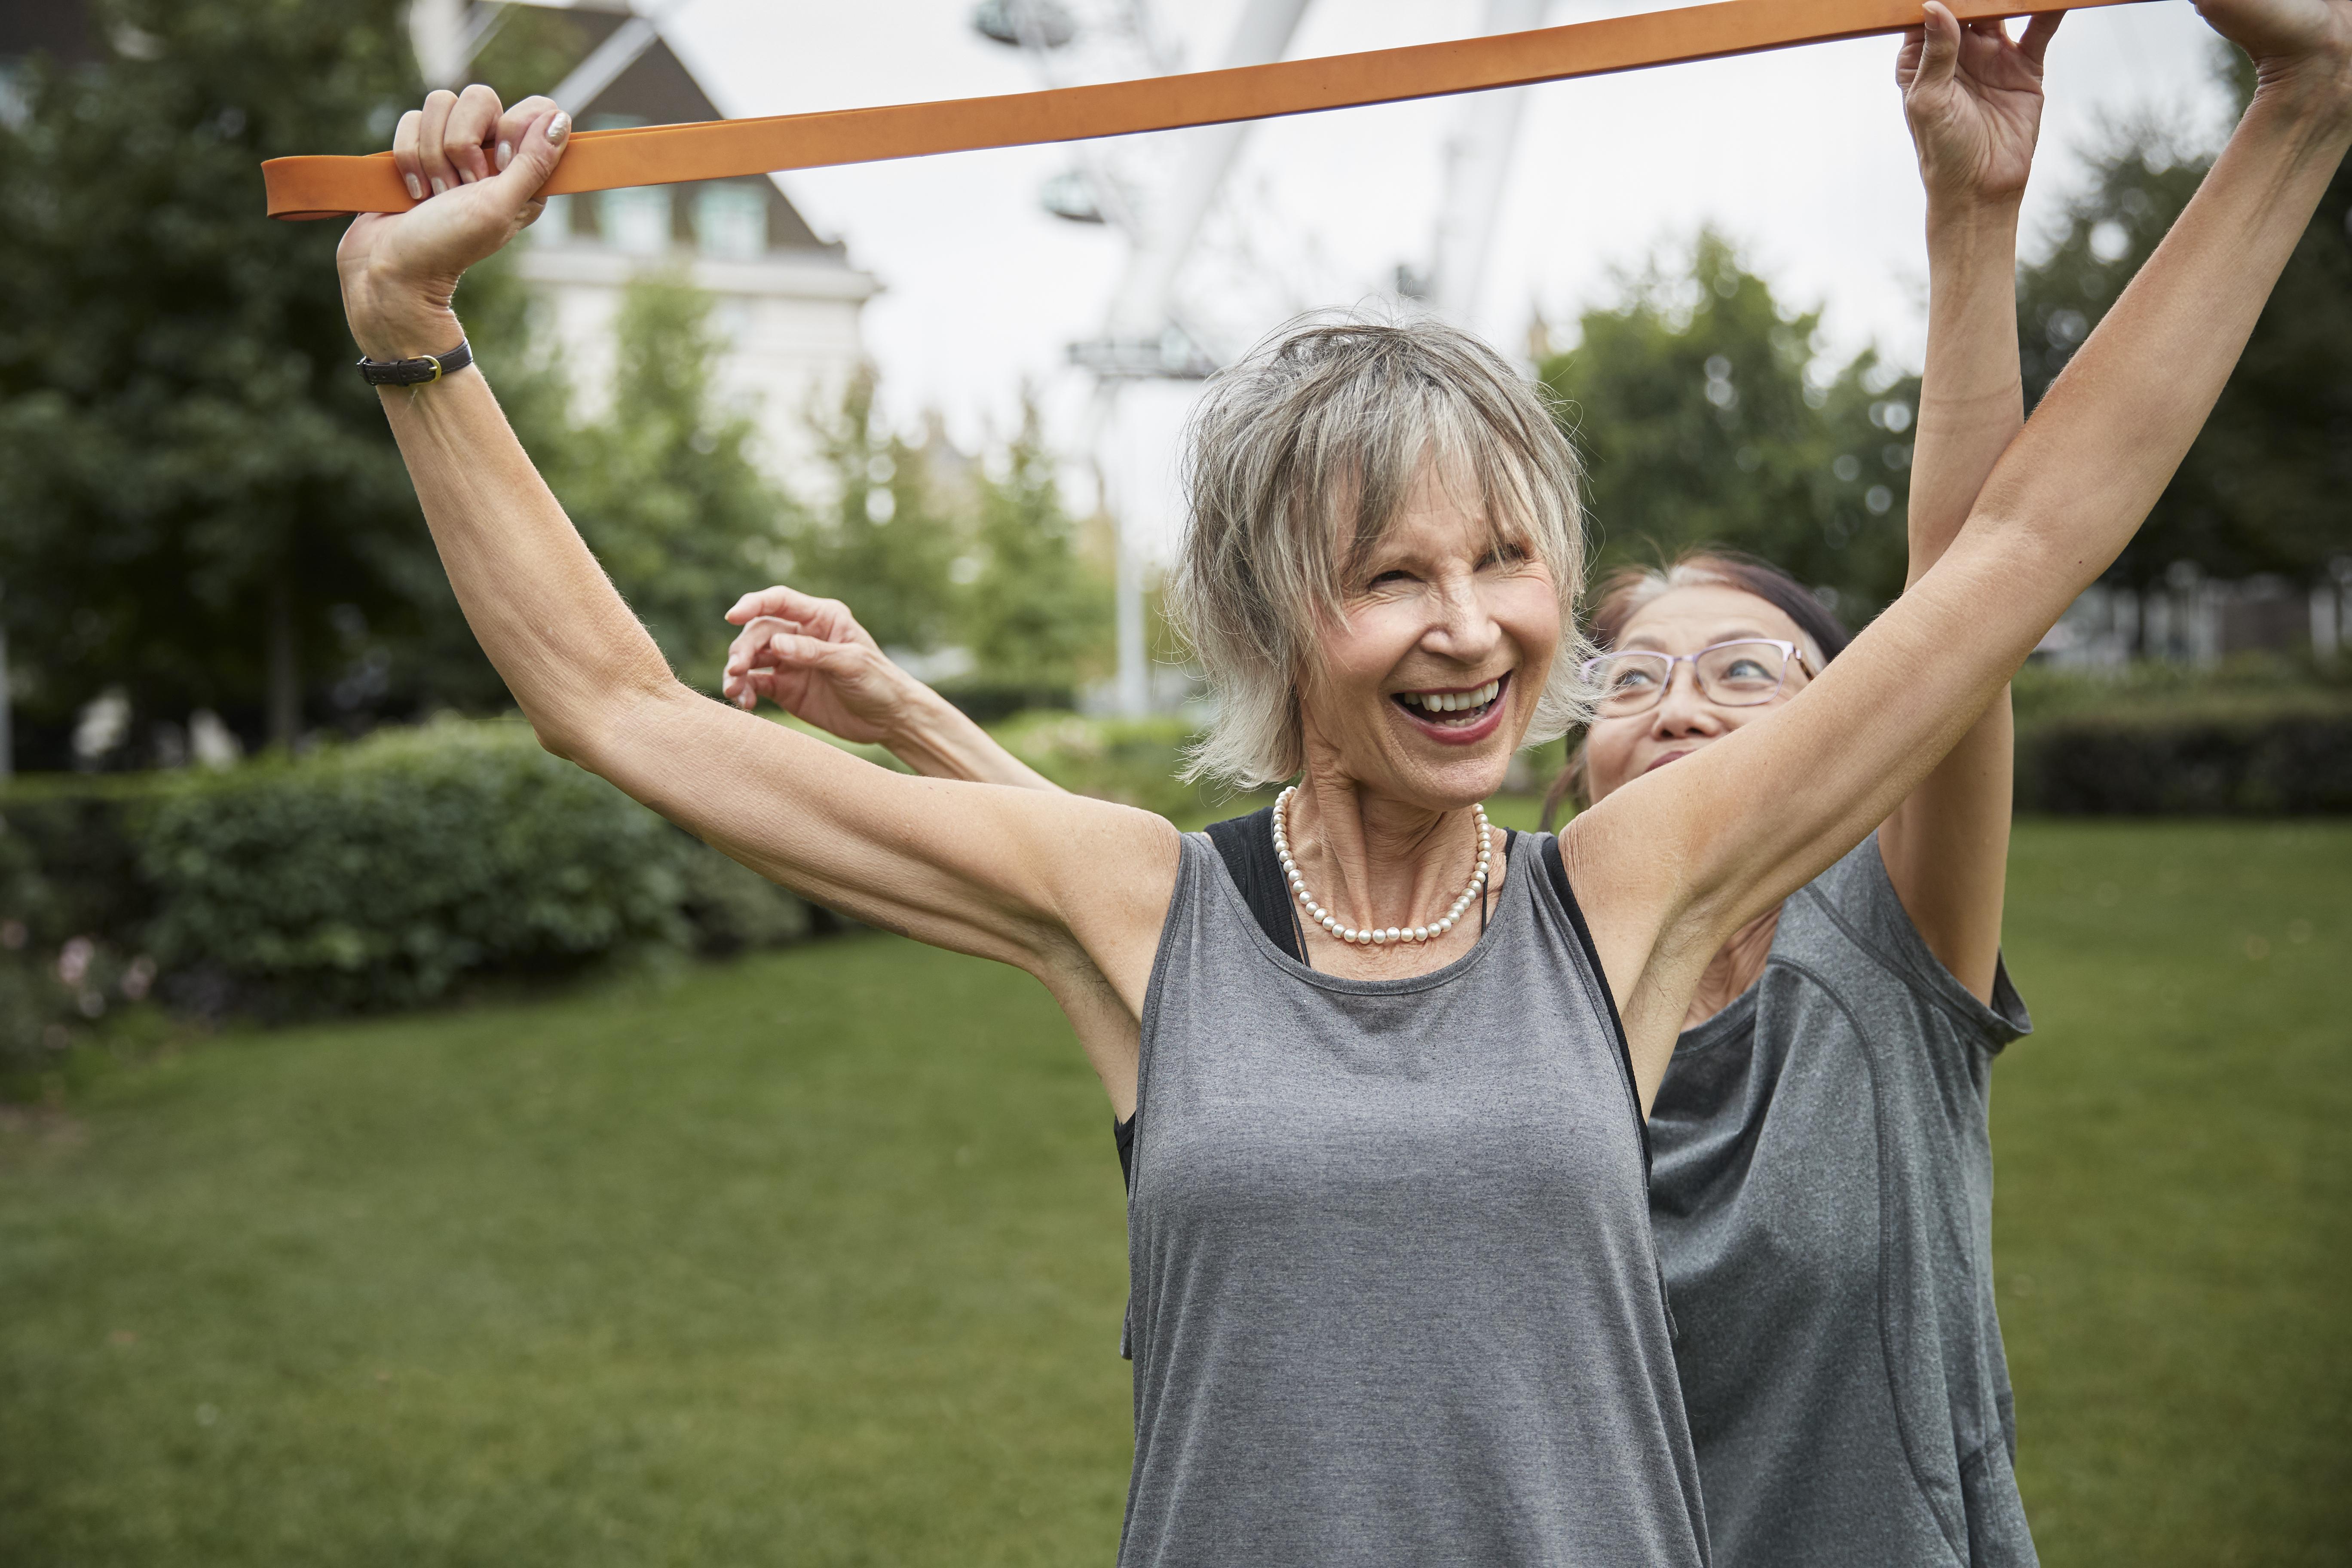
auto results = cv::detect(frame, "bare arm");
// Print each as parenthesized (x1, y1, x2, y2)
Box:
(718, 584, 1063, 790)
(1568, 0, 2352, 1106)
(1877, 4, 2058, 999)
(341, 89, 1172, 1109)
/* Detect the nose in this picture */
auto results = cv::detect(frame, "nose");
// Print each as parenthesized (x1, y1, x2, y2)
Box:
(1647, 660, 1727, 740)
(1423, 567, 1501, 665)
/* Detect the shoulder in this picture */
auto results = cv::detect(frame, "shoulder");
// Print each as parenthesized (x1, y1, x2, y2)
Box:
(1014, 792, 1182, 976)
(1775, 835, 2030, 1053)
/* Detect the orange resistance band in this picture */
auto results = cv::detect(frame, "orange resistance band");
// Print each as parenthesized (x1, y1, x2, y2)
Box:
(263, 0, 2137, 220)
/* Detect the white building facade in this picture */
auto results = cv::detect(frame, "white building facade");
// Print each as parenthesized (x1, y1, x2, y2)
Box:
(472, 1, 876, 486)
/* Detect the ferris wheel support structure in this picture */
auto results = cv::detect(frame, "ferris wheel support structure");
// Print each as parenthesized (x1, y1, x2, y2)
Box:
(1427, 0, 1553, 328)
(1089, 0, 1314, 716)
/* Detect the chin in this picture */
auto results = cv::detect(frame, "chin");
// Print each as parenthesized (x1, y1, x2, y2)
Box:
(1384, 714, 1526, 808)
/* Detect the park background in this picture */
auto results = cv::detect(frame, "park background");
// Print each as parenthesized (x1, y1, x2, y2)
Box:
(0, 0, 2346, 1563)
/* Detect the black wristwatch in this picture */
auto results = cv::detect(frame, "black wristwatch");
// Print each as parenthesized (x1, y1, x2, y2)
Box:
(356, 339, 473, 386)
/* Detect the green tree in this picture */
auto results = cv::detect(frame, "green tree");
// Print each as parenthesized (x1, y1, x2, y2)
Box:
(2016, 50, 2352, 588)
(543, 276, 796, 682)
(0, 0, 458, 764)
(956, 399, 1111, 695)
(778, 374, 959, 654)
(1538, 230, 1916, 619)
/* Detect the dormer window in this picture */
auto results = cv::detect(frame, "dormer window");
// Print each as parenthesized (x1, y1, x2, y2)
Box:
(695, 183, 768, 260)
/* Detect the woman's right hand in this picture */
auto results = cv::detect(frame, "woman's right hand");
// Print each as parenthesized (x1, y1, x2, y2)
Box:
(336, 87, 569, 361)
(721, 584, 924, 746)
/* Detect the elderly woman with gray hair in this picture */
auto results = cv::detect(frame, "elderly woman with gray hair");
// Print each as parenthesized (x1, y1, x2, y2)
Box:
(340, 0, 2349, 1556)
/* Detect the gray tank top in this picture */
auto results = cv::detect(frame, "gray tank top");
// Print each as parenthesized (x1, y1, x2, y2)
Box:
(1121, 829, 1710, 1568)
(1649, 836, 2034, 1568)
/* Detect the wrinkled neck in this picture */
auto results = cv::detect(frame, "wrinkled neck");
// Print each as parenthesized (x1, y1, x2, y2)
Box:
(1282, 772, 1491, 933)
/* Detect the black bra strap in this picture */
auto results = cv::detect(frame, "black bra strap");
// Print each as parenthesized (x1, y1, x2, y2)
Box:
(1205, 806, 1303, 962)
(1542, 835, 1651, 1180)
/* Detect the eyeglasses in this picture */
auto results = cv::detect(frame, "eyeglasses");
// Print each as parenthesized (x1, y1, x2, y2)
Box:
(1580, 639, 1814, 717)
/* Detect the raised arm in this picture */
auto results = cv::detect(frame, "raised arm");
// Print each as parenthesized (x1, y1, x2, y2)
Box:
(339, 89, 1173, 1109)
(1570, 0, 2352, 1101)
(1876, 3, 2058, 999)
(718, 584, 1061, 790)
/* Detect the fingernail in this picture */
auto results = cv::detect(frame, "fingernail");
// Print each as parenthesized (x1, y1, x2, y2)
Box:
(548, 112, 570, 145)
(405, 174, 423, 200)
(429, 176, 447, 196)
(459, 168, 477, 185)
(496, 141, 512, 170)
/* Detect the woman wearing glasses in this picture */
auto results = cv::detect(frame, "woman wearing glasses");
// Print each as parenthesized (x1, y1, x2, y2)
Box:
(717, 11, 2260, 1563)
(1544, 549, 2024, 1565)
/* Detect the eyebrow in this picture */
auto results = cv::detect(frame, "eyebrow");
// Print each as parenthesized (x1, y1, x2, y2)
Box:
(1617, 626, 1779, 650)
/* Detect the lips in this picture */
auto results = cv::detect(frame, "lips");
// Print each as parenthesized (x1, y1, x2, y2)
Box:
(1644, 748, 1694, 774)
(1393, 673, 1511, 744)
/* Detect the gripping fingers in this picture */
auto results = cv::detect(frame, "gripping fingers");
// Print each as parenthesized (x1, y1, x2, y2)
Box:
(391, 109, 426, 202)
(413, 89, 461, 196)
(444, 84, 505, 185)
(495, 95, 559, 173)
(2017, 9, 2062, 64)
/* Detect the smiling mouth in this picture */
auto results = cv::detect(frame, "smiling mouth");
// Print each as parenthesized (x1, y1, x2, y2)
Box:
(1393, 674, 1507, 729)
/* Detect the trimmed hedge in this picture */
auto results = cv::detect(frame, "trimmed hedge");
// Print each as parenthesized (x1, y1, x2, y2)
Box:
(138, 721, 695, 1012)
(0, 719, 808, 1070)
(2016, 710, 2352, 815)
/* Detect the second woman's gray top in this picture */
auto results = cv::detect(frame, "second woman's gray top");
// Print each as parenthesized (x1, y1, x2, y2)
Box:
(1121, 830, 1709, 1568)
(1648, 836, 2034, 1567)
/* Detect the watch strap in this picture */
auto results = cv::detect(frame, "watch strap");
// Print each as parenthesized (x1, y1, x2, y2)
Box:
(357, 339, 472, 386)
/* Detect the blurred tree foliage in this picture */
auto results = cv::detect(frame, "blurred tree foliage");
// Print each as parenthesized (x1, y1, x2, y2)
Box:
(956, 397, 1113, 695)
(539, 276, 796, 681)
(0, 0, 450, 763)
(2015, 49, 2352, 588)
(776, 373, 961, 655)
(774, 381, 1110, 699)
(466, 1, 601, 107)
(1538, 230, 1919, 622)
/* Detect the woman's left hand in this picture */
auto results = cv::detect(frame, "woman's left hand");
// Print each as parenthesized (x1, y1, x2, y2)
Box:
(1898, 0, 2061, 208)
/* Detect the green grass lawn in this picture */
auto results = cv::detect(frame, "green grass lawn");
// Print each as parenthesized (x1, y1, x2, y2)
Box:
(1, 818, 2346, 1566)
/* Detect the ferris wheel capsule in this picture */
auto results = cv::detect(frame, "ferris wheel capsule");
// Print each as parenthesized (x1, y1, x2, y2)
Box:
(971, 0, 1078, 49)
(1040, 168, 1106, 224)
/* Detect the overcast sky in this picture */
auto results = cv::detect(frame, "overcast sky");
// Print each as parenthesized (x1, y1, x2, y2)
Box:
(657, 0, 2234, 554)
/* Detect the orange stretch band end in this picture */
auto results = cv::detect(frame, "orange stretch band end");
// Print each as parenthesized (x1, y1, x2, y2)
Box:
(263, 0, 2146, 220)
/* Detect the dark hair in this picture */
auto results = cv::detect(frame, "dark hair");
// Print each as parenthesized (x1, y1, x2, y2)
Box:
(1539, 548, 1854, 830)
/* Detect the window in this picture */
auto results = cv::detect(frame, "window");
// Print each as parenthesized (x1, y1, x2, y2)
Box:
(695, 184, 768, 260)
(532, 193, 573, 244)
(600, 187, 672, 256)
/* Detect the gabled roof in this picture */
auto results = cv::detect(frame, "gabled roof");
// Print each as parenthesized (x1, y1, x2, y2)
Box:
(477, 1, 833, 254)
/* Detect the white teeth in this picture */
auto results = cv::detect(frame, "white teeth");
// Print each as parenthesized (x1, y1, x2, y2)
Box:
(1402, 678, 1501, 714)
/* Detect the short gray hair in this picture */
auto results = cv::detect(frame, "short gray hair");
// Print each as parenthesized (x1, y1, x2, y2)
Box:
(1169, 309, 1597, 788)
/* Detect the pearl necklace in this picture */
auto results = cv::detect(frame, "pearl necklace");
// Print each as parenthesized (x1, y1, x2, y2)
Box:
(1272, 785, 1491, 946)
